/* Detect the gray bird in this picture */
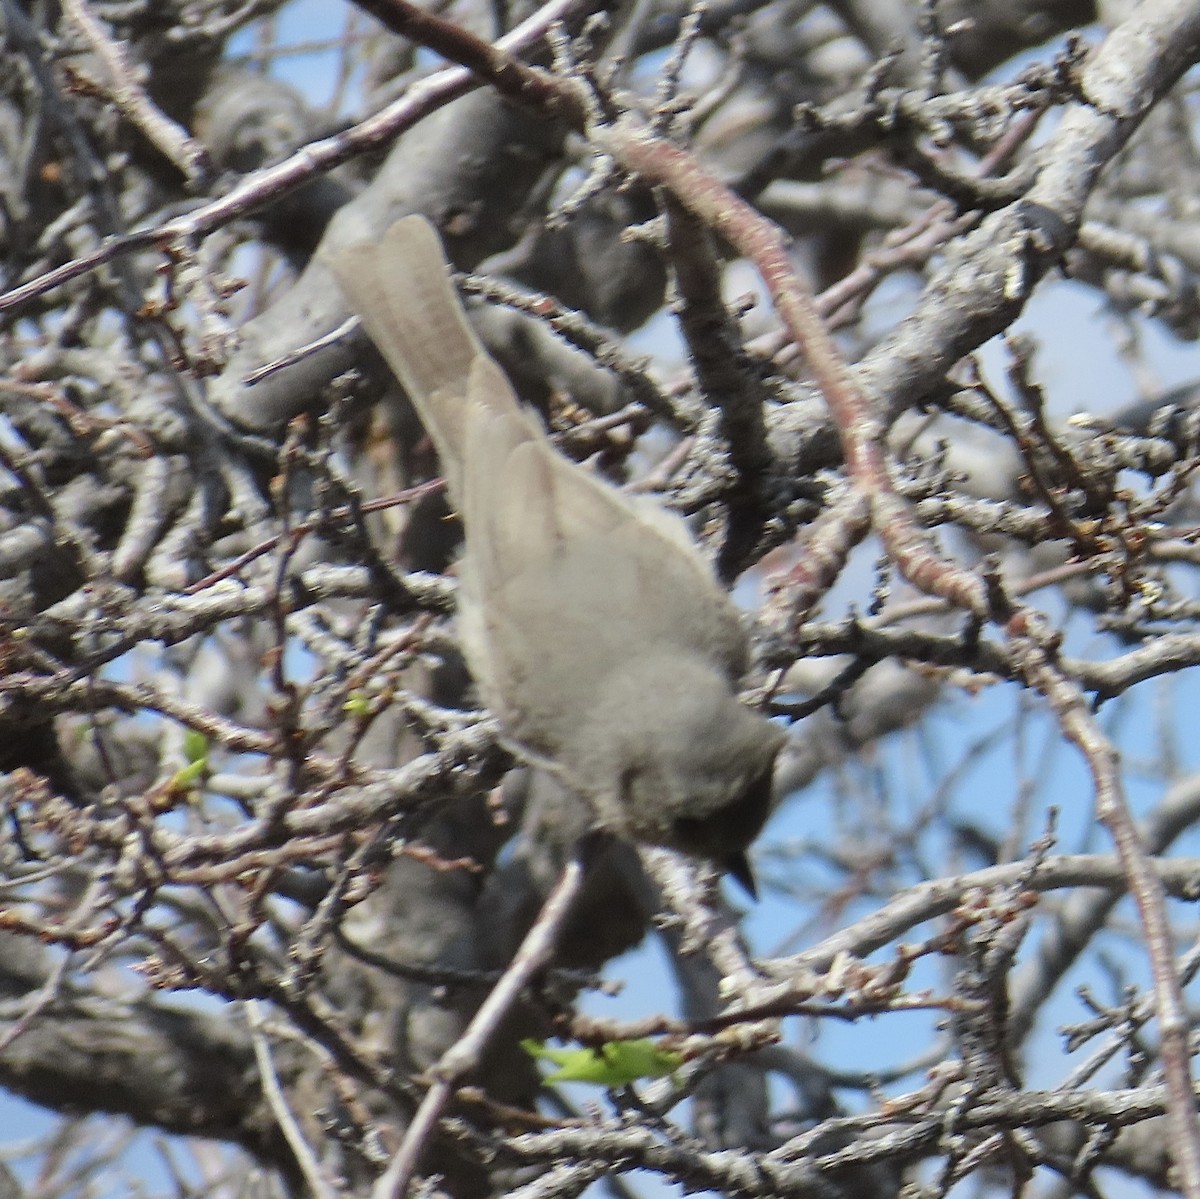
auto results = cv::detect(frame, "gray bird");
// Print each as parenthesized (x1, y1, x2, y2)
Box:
(329, 217, 785, 894)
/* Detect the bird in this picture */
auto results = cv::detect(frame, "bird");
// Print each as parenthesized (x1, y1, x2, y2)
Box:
(328, 216, 785, 895)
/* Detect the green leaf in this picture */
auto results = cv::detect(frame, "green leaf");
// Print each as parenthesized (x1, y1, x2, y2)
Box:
(168, 757, 207, 794)
(521, 1038, 682, 1086)
(182, 728, 209, 765)
(343, 692, 372, 717)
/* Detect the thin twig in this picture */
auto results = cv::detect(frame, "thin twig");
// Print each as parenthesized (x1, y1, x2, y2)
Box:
(62, 0, 212, 187)
(247, 1000, 339, 1199)
(372, 849, 589, 1199)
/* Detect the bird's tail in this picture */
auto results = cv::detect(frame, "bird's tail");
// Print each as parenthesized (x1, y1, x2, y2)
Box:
(328, 215, 511, 503)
